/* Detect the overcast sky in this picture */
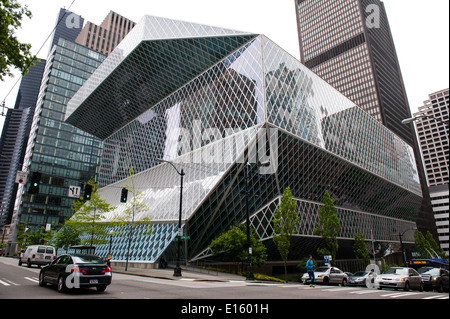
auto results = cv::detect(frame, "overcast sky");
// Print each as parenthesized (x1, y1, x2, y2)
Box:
(1, 0, 449, 135)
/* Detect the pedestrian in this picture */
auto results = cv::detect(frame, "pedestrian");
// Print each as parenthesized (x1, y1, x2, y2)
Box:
(305, 255, 315, 287)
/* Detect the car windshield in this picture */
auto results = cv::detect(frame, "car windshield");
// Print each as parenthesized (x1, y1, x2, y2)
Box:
(418, 267, 440, 275)
(352, 271, 368, 277)
(383, 268, 408, 275)
(315, 267, 330, 273)
(72, 255, 103, 264)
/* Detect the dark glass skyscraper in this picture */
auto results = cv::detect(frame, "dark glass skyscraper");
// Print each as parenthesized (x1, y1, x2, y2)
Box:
(0, 60, 46, 227)
(295, 0, 437, 238)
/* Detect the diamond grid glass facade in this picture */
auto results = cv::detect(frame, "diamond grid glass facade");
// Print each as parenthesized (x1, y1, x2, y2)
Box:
(65, 16, 422, 263)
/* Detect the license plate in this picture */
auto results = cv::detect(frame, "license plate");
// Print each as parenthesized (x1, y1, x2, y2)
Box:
(90, 279, 98, 284)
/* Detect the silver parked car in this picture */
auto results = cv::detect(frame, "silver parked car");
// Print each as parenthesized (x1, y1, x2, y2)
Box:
(348, 270, 377, 287)
(302, 266, 348, 286)
(375, 267, 424, 291)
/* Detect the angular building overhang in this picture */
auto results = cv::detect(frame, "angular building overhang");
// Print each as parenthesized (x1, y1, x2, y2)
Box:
(61, 15, 427, 264)
(65, 15, 257, 139)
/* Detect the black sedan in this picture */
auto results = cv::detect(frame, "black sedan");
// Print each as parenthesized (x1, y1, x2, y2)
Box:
(38, 254, 112, 293)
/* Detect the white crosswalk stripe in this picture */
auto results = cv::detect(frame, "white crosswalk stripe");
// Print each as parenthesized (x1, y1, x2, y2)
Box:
(0, 279, 11, 286)
(24, 277, 39, 283)
(0, 276, 40, 286)
(3, 279, 20, 286)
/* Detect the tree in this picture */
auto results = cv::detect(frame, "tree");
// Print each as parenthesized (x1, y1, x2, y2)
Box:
(52, 224, 81, 252)
(272, 187, 300, 282)
(16, 223, 54, 249)
(210, 224, 267, 271)
(0, 0, 39, 81)
(353, 232, 370, 266)
(414, 230, 447, 259)
(314, 190, 341, 263)
(112, 167, 152, 271)
(68, 178, 116, 254)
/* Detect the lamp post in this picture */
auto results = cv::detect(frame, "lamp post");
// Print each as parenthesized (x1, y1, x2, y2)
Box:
(156, 158, 184, 277)
(402, 114, 449, 169)
(402, 114, 449, 128)
(399, 227, 417, 267)
(244, 159, 270, 281)
(108, 230, 114, 267)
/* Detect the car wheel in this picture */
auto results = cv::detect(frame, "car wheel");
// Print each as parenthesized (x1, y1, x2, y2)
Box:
(403, 281, 410, 291)
(437, 282, 444, 293)
(96, 285, 107, 292)
(18, 259, 22, 266)
(418, 282, 424, 292)
(57, 275, 67, 293)
(27, 259, 32, 268)
(38, 272, 47, 287)
(323, 277, 329, 285)
(341, 278, 348, 287)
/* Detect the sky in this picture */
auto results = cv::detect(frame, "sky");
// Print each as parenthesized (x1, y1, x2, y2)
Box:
(1, 0, 449, 135)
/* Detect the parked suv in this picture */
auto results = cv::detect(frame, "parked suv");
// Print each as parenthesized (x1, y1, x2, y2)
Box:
(18, 245, 56, 268)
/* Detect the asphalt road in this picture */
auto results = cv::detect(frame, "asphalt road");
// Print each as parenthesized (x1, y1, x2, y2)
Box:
(1, 256, 448, 307)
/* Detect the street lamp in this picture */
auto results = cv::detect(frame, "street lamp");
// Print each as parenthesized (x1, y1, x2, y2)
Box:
(399, 227, 417, 267)
(402, 114, 449, 128)
(156, 158, 185, 277)
(244, 159, 270, 281)
(108, 230, 114, 265)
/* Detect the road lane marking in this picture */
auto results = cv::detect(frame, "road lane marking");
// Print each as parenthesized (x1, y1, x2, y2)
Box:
(3, 279, 20, 286)
(24, 277, 39, 283)
(381, 292, 417, 298)
(422, 295, 445, 299)
(350, 289, 379, 294)
(0, 279, 11, 286)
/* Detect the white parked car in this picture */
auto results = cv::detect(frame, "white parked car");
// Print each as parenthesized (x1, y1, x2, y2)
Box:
(375, 267, 424, 291)
(302, 266, 348, 286)
(18, 245, 56, 268)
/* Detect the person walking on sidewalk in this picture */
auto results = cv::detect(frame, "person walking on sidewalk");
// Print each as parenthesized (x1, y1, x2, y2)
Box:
(305, 255, 315, 287)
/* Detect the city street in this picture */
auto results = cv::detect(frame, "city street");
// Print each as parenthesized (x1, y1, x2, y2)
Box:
(1, 256, 448, 301)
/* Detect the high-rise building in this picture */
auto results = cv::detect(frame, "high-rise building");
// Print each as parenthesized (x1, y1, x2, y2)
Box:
(75, 11, 136, 55)
(5, 8, 136, 255)
(294, 0, 437, 238)
(0, 60, 46, 227)
(64, 16, 422, 266)
(414, 88, 449, 254)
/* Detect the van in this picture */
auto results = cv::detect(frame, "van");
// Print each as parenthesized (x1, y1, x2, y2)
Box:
(18, 245, 56, 268)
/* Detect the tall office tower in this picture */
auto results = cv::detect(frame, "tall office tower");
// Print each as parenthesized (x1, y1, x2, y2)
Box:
(0, 60, 46, 227)
(51, 8, 85, 48)
(414, 89, 449, 255)
(6, 9, 107, 255)
(295, 0, 437, 238)
(75, 11, 136, 55)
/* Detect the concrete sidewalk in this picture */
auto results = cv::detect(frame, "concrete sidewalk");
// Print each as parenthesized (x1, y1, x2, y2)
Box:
(111, 264, 247, 282)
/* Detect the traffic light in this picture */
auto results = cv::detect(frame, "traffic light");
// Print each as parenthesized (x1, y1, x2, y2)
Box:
(28, 172, 41, 194)
(84, 184, 93, 200)
(120, 188, 128, 203)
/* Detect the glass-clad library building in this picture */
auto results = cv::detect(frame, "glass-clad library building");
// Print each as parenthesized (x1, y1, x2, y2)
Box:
(65, 16, 422, 264)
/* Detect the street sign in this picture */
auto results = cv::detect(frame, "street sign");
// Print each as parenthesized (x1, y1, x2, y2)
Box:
(68, 186, 81, 198)
(15, 171, 28, 184)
